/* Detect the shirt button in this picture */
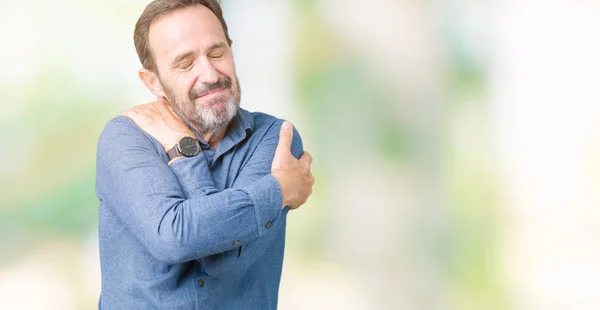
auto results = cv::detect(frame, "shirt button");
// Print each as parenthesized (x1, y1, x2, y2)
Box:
(233, 240, 239, 246)
(198, 279, 205, 287)
(265, 221, 272, 228)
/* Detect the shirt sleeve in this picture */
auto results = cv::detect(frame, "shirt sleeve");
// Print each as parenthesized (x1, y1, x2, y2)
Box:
(181, 120, 303, 274)
(95, 117, 287, 265)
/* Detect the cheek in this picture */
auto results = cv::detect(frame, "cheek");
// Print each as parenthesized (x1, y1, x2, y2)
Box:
(216, 59, 237, 82)
(172, 73, 197, 96)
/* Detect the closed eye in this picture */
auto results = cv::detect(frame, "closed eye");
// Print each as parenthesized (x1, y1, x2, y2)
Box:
(171, 51, 195, 70)
(208, 51, 226, 60)
(179, 60, 194, 69)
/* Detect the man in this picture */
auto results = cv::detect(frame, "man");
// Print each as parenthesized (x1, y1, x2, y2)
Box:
(95, 0, 314, 309)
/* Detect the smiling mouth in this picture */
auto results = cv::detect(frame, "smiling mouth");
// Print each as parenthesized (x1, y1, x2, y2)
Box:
(196, 87, 226, 99)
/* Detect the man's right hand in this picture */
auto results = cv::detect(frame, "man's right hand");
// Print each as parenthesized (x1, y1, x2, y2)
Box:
(122, 99, 194, 153)
(271, 121, 314, 210)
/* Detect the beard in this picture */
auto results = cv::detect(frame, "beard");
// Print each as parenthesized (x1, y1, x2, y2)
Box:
(160, 75, 241, 135)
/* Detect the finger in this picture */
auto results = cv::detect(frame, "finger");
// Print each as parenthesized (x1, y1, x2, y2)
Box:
(162, 101, 179, 119)
(299, 151, 313, 165)
(145, 103, 157, 113)
(132, 105, 148, 113)
(150, 100, 167, 115)
(134, 106, 150, 115)
(127, 107, 141, 116)
(275, 121, 293, 156)
(122, 108, 142, 123)
(157, 97, 171, 110)
(153, 99, 176, 117)
(161, 99, 173, 112)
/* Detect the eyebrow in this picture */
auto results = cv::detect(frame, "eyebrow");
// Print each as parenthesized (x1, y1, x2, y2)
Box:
(207, 42, 228, 52)
(170, 42, 229, 69)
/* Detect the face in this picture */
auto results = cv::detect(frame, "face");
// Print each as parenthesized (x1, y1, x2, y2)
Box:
(148, 5, 240, 134)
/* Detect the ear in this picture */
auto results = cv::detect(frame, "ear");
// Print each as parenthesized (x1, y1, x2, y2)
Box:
(138, 68, 167, 98)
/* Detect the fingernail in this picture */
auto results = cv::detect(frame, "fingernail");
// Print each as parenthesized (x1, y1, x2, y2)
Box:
(282, 121, 291, 129)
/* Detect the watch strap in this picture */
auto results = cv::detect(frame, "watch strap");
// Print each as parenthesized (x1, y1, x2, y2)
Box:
(166, 144, 181, 161)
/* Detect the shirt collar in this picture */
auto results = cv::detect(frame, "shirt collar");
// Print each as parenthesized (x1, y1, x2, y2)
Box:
(213, 108, 254, 158)
(236, 108, 254, 135)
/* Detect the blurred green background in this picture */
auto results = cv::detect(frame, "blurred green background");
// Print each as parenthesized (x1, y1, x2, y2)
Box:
(2, 1, 600, 309)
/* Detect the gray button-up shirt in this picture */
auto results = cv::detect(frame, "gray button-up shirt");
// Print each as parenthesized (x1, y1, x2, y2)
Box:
(96, 108, 303, 309)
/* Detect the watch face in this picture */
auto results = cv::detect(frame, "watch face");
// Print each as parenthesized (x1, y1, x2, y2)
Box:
(178, 137, 200, 157)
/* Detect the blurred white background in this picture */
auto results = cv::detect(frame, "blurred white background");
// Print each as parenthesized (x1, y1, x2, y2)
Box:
(1, 0, 599, 309)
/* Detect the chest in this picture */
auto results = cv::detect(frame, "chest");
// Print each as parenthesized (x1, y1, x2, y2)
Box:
(204, 140, 256, 191)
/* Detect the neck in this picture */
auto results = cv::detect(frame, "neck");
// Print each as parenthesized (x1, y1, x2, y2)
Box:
(198, 126, 228, 150)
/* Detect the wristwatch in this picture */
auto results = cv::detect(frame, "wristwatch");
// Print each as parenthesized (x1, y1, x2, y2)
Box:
(167, 136, 201, 161)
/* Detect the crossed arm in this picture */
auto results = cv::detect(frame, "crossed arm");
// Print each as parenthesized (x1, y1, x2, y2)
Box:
(96, 105, 313, 266)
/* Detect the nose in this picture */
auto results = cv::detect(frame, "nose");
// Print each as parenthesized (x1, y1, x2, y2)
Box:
(195, 56, 219, 85)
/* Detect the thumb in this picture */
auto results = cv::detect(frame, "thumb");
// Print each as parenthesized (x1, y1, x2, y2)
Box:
(275, 121, 293, 157)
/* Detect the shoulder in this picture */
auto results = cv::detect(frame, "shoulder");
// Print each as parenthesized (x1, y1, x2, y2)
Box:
(98, 116, 151, 147)
(246, 110, 304, 159)
(249, 111, 282, 129)
(97, 116, 162, 164)
(100, 115, 141, 136)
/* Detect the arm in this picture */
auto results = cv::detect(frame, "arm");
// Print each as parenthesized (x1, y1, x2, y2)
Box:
(96, 117, 284, 265)
(196, 121, 304, 273)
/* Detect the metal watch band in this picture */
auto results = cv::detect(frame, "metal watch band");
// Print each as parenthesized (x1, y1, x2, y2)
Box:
(166, 144, 181, 161)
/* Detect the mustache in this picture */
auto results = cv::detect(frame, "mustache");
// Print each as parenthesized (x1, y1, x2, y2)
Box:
(189, 76, 232, 100)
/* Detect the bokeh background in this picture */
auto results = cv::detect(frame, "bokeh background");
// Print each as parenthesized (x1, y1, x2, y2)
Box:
(1, 0, 600, 309)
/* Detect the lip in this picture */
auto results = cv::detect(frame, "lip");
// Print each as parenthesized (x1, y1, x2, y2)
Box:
(196, 87, 226, 99)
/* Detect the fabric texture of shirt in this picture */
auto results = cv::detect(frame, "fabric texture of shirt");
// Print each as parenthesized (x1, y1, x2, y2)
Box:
(95, 108, 303, 309)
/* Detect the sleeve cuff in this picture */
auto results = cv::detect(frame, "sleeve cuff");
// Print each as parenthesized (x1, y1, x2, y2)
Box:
(244, 174, 283, 236)
(168, 153, 216, 196)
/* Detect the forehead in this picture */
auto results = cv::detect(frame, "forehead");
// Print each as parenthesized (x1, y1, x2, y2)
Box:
(148, 5, 227, 65)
